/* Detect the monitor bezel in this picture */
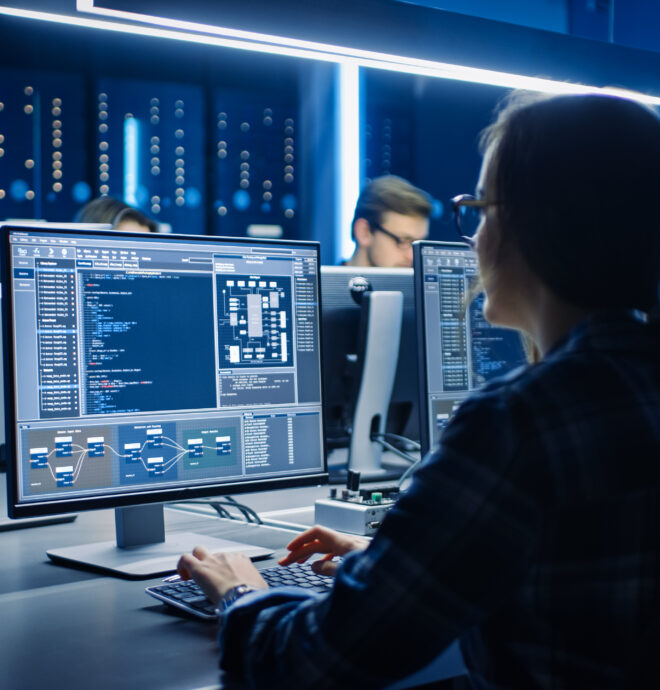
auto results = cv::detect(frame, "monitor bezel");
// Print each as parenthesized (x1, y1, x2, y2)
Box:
(2, 224, 328, 519)
(413, 239, 472, 456)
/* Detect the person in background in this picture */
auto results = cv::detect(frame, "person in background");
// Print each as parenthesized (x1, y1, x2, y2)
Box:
(75, 196, 158, 233)
(177, 92, 660, 689)
(344, 175, 431, 268)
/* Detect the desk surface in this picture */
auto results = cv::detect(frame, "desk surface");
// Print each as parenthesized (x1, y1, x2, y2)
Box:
(0, 479, 464, 690)
(0, 481, 326, 690)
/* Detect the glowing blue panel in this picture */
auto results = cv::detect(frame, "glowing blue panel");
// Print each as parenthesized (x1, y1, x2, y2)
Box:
(72, 181, 92, 204)
(123, 117, 139, 207)
(232, 189, 251, 211)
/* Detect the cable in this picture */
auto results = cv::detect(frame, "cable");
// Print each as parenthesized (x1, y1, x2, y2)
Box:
(171, 500, 231, 519)
(223, 495, 263, 524)
(371, 437, 417, 464)
(171, 498, 263, 525)
(208, 502, 233, 520)
(371, 432, 421, 452)
(397, 457, 423, 488)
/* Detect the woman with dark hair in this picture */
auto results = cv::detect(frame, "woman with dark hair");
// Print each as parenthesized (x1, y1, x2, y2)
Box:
(177, 92, 660, 689)
(75, 196, 158, 233)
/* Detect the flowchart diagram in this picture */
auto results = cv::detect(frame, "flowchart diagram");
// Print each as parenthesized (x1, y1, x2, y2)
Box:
(217, 274, 293, 368)
(24, 420, 240, 493)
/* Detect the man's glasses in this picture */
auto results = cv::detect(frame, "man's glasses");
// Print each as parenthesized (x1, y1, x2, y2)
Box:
(451, 194, 501, 247)
(370, 223, 416, 249)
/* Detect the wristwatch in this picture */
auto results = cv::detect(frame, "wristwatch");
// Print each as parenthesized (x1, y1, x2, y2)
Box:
(217, 584, 256, 613)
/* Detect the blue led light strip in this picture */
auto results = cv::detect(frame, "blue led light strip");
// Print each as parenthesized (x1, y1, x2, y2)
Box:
(123, 117, 139, 207)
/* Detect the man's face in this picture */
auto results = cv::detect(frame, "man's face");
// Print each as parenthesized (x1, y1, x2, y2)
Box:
(364, 211, 429, 268)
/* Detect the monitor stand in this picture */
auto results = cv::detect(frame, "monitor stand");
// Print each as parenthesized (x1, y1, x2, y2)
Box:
(345, 290, 404, 481)
(46, 503, 273, 579)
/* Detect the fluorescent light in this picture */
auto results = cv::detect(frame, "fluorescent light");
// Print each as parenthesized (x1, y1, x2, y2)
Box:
(123, 117, 139, 207)
(0, 5, 654, 106)
(76, 2, 660, 105)
(0, 6, 335, 62)
(337, 64, 360, 262)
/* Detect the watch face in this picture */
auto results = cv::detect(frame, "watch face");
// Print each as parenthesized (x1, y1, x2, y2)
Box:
(220, 584, 254, 611)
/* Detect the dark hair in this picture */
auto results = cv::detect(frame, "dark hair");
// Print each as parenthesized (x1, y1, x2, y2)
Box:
(481, 92, 660, 311)
(352, 175, 431, 239)
(75, 197, 158, 233)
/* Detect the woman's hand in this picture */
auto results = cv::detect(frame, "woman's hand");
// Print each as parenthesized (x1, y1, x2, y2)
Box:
(278, 525, 369, 576)
(177, 545, 268, 605)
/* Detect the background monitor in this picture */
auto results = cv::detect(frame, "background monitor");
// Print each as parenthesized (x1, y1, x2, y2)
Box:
(320, 266, 419, 450)
(414, 241, 529, 454)
(1, 225, 326, 575)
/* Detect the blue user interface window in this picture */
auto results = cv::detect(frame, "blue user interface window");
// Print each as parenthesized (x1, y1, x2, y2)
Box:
(8, 229, 324, 504)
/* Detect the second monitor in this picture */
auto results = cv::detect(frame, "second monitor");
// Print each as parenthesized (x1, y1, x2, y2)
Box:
(321, 266, 419, 444)
(414, 241, 529, 455)
(321, 266, 419, 479)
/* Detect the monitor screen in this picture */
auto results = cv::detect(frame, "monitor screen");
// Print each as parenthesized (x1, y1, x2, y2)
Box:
(2, 226, 326, 519)
(320, 266, 419, 448)
(414, 241, 528, 454)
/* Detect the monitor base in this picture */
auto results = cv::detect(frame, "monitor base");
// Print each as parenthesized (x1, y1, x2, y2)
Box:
(47, 530, 273, 579)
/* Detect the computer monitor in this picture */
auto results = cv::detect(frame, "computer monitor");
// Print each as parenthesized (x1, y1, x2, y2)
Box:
(320, 266, 419, 449)
(1, 225, 326, 575)
(414, 241, 528, 454)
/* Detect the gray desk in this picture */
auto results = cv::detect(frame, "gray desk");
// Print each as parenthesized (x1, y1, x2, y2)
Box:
(0, 482, 464, 690)
(0, 483, 325, 690)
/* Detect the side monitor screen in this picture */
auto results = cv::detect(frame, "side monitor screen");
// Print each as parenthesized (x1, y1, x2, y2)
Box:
(416, 241, 528, 453)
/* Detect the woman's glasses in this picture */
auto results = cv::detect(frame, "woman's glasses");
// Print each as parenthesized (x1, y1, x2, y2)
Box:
(451, 194, 501, 247)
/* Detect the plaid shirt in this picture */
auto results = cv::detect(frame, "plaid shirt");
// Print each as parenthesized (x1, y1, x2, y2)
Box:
(219, 310, 660, 689)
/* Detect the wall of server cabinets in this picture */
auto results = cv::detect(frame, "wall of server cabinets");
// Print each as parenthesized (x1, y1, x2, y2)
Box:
(0, 7, 514, 257)
(0, 22, 303, 239)
(2, 1, 660, 259)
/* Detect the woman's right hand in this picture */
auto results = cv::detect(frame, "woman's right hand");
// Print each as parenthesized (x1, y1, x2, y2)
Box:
(278, 525, 369, 576)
